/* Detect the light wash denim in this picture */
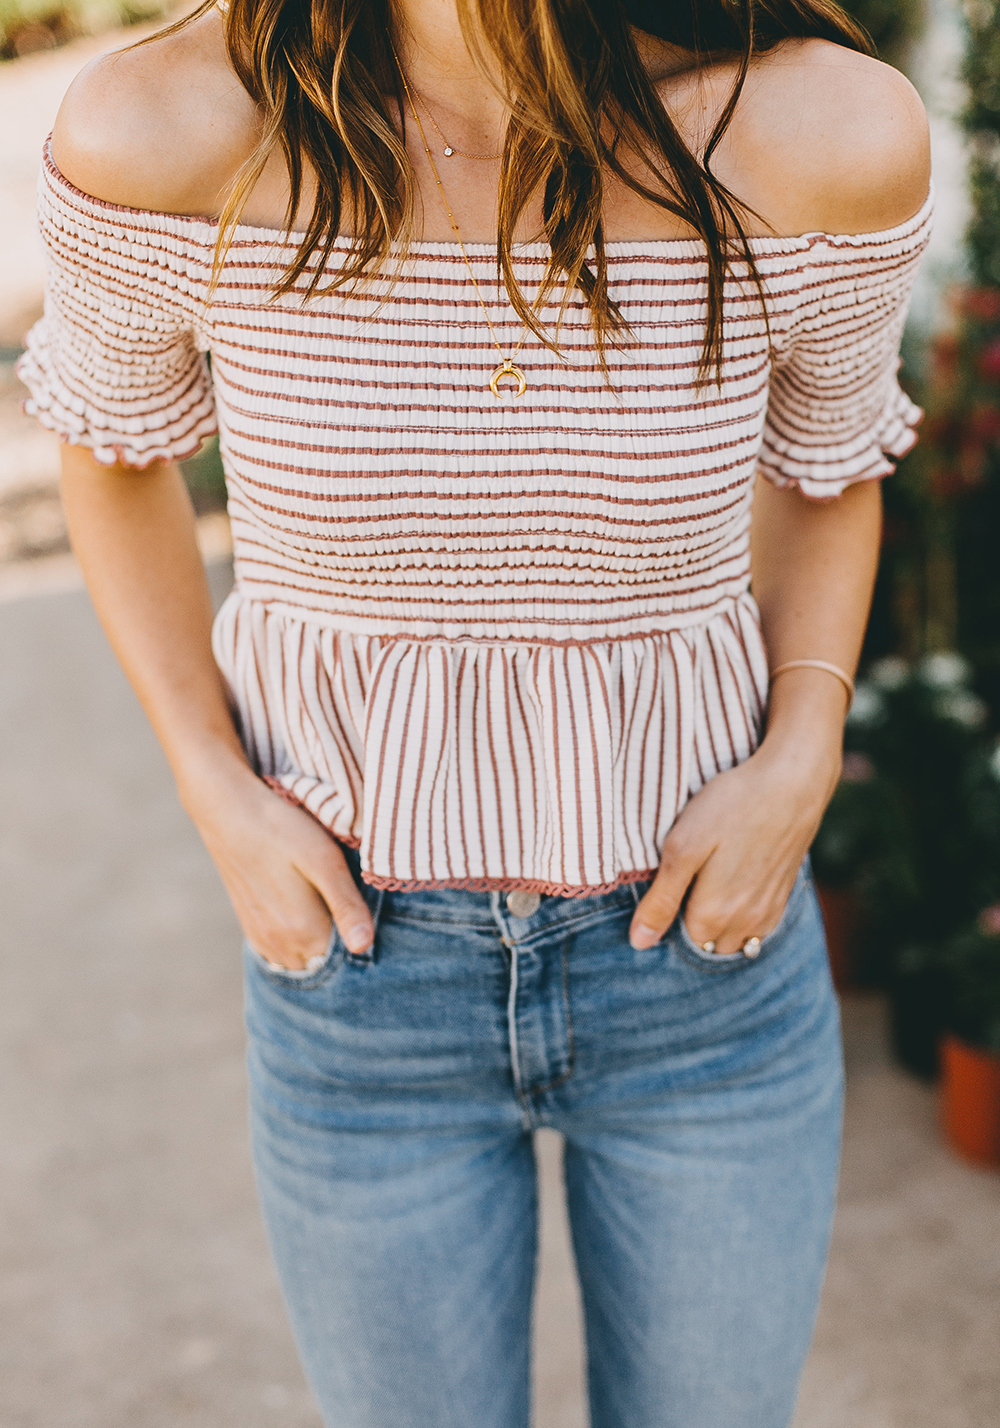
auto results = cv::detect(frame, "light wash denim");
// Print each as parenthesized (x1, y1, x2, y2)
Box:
(244, 855, 843, 1428)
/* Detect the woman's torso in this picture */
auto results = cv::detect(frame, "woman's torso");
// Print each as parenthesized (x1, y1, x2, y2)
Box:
(25, 23, 932, 894)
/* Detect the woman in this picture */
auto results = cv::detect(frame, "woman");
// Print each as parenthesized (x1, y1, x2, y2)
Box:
(20, 0, 930, 1421)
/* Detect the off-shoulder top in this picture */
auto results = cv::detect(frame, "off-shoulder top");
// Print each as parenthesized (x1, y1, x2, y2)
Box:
(19, 144, 933, 894)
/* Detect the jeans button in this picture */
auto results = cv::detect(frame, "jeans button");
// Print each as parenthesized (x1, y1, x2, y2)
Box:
(507, 889, 541, 919)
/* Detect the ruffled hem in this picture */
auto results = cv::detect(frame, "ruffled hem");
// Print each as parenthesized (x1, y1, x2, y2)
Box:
(215, 588, 770, 897)
(264, 765, 655, 894)
(18, 397, 218, 468)
(15, 332, 218, 470)
(758, 382, 923, 501)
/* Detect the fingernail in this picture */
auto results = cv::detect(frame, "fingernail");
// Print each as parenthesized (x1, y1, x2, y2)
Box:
(345, 924, 373, 955)
(629, 922, 660, 950)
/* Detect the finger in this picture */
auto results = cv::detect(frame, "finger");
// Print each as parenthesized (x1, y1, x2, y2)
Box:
(685, 869, 795, 954)
(222, 865, 333, 970)
(297, 834, 375, 956)
(629, 835, 706, 950)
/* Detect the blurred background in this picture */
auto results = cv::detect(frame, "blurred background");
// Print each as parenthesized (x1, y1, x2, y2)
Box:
(1, 1, 999, 1424)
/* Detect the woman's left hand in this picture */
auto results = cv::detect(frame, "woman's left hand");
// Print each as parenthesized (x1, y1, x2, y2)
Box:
(628, 735, 840, 954)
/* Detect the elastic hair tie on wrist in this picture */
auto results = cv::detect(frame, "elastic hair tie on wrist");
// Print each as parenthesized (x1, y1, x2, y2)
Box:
(769, 659, 855, 707)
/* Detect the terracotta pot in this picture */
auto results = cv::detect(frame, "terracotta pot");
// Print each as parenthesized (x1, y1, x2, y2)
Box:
(941, 1033, 1000, 1166)
(816, 883, 860, 991)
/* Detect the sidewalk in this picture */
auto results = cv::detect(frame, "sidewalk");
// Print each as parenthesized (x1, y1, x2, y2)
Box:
(1, 571, 998, 1428)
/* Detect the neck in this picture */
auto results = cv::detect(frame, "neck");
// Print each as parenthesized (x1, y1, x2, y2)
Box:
(393, 0, 508, 133)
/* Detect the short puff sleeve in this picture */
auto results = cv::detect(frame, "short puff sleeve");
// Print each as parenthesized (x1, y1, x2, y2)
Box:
(758, 192, 933, 500)
(17, 145, 218, 468)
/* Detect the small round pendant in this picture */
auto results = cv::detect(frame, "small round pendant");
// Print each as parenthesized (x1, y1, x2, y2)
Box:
(489, 358, 527, 400)
(443, 146, 454, 156)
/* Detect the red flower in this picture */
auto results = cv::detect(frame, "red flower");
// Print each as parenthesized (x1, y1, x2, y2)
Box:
(930, 465, 966, 499)
(962, 287, 1000, 321)
(976, 339, 1000, 382)
(923, 414, 965, 454)
(969, 405, 1000, 442)
(959, 440, 987, 488)
(932, 333, 961, 382)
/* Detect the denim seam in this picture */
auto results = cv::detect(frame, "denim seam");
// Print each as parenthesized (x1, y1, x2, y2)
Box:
(520, 937, 576, 1097)
(505, 943, 526, 1102)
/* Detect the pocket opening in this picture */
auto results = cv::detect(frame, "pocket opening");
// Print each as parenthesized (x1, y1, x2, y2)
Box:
(245, 923, 344, 987)
(674, 863, 810, 972)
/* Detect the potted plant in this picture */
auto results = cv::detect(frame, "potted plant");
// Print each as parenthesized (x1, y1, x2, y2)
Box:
(811, 652, 1000, 1073)
(937, 915, 1000, 1164)
(809, 750, 909, 990)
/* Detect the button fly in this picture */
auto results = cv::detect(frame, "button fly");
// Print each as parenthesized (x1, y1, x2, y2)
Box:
(507, 890, 541, 919)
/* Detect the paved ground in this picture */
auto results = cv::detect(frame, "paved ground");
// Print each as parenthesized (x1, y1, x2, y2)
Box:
(1, 568, 998, 1428)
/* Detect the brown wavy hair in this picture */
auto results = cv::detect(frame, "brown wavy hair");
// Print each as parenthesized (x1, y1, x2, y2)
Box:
(149, 0, 873, 376)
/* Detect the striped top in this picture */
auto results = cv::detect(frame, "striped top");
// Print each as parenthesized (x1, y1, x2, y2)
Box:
(20, 145, 932, 894)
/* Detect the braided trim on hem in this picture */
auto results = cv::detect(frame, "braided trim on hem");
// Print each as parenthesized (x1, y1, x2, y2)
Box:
(359, 867, 657, 899)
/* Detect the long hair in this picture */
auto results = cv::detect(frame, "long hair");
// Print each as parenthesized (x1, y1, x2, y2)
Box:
(147, 0, 873, 377)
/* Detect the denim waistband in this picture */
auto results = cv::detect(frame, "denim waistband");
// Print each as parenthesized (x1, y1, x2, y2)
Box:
(341, 844, 647, 935)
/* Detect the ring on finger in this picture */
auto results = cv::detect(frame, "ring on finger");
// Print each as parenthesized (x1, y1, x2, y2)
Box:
(701, 935, 762, 958)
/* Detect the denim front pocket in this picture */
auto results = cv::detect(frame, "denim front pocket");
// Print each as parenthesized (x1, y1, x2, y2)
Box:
(673, 862, 811, 973)
(245, 923, 347, 990)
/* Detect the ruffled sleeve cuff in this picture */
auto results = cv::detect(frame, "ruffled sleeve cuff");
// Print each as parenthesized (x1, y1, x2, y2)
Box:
(757, 376, 923, 501)
(16, 143, 219, 468)
(17, 318, 218, 468)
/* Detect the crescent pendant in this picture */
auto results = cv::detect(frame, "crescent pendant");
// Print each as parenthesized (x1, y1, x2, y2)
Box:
(489, 359, 528, 400)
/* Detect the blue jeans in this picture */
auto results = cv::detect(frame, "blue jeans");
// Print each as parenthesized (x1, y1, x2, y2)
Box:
(244, 858, 843, 1428)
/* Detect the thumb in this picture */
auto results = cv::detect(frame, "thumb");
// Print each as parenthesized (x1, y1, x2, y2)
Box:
(629, 835, 704, 950)
(298, 835, 375, 956)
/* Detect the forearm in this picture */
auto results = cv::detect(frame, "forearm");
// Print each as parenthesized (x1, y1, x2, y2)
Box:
(60, 445, 373, 961)
(59, 445, 249, 808)
(750, 473, 881, 778)
(630, 475, 882, 949)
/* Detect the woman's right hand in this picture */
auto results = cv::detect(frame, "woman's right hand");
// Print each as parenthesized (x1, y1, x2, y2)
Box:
(182, 758, 374, 970)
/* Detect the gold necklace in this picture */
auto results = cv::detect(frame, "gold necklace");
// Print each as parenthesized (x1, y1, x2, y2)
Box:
(393, 52, 528, 400)
(411, 89, 503, 161)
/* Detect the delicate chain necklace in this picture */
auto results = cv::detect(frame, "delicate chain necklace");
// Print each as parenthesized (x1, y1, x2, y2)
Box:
(410, 89, 503, 161)
(393, 50, 529, 400)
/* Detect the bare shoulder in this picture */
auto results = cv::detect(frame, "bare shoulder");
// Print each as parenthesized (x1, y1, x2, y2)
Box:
(51, 8, 257, 218)
(733, 39, 930, 236)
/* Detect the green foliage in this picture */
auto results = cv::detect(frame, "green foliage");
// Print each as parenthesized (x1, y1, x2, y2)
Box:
(820, 654, 998, 943)
(863, 0, 1000, 677)
(816, 652, 1000, 1053)
(938, 927, 1000, 1051)
(180, 437, 228, 516)
(964, 0, 1000, 287)
(0, 0, 163, 60)
(811, 0, 1000, 1066)
(838, 0, 924, 66)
